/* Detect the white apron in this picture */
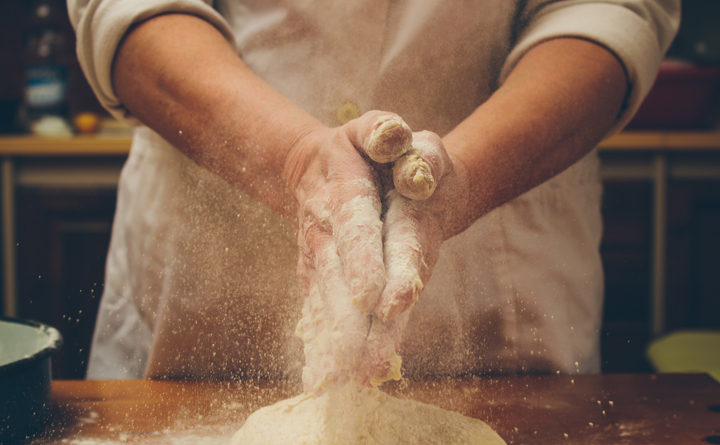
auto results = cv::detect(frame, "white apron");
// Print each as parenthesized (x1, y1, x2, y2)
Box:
(87, 0, 606, 379)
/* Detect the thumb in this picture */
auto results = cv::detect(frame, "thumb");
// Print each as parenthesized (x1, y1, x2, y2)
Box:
(393, 131, 452, 200)
(344, 111, 413, 163)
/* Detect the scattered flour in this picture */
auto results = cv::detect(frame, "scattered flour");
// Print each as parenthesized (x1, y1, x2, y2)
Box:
(231, 383, 506, 445)
(231, 114, 504, 444)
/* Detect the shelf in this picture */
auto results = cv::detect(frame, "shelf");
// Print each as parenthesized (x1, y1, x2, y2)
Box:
(1, 131, 720, 156)
(0, 135, 132, 156)
(599, 131, 720, 150)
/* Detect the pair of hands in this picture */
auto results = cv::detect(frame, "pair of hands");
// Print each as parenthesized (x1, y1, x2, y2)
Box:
(286, 111, 471, 392)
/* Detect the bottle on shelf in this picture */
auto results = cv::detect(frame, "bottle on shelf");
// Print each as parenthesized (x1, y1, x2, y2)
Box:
(19, 0, 73, 136)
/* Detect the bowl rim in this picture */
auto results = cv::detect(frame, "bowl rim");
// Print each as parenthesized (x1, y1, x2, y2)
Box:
(0, 316, 63, 378)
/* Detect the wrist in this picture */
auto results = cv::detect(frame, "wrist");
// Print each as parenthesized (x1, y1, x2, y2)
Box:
(281, 124, 328, 204)
(441, 153, 476, 240)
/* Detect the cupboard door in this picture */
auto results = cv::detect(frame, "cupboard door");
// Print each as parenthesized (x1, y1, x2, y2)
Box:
(600, 180, 654, 373)
(666, 180, 720, 331)
(16, 188, 116, 379)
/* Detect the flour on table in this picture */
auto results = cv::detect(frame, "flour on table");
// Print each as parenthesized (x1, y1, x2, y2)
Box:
(231, 383, 506, 445)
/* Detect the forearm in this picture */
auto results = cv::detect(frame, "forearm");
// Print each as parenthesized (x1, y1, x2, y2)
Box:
(444, 38, 627, 230)
(113, 13, 323, 216)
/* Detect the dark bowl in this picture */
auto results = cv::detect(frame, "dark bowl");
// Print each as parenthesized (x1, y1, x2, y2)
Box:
(0, 317, 62, 444)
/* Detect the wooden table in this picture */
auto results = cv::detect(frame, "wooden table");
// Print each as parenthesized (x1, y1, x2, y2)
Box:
(30, 374, 720, 444)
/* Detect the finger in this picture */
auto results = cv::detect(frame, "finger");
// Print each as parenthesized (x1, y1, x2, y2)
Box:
(296, 282, 337, 393)
(374, 191, 436, 322)
(307, 223, 373, 387)
(295, 203, 339, 391)
(297, 196, 373, 391)
(316, 241, 372, 387)
(331, 112, 412, 311)
(393, 131, 452, 201)
(295, 216, 317, 296)
(327, 178, 386, 314)
(361, 311, 410, 386)
(345, 111, 413, 163)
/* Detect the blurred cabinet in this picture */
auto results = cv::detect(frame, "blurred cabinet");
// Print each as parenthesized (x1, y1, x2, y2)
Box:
(599, 143, 720, 373)
(16, 185, 117, 379)
(0, 146, 125, 379)
(600, 180, 654, 373)
(665, 180, 720, 330)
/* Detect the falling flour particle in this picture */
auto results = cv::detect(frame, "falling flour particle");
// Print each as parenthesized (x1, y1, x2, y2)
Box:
(231, 383, 506, 445)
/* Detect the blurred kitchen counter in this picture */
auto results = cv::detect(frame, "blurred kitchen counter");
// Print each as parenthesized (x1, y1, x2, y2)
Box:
(599, 131, 720, 150)
(3, 130, 720, 155)
(0, 134, 131, 155)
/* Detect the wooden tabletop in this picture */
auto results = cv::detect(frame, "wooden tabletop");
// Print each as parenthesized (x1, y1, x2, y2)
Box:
(2, 132, 720, 156)
(31, 374, 720, 444)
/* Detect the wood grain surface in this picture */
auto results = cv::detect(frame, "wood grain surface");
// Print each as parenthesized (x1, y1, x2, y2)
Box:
(30, 374, 720, 444)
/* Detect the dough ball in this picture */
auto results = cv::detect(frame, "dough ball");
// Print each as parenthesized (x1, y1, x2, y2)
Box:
(231, 385, 506, 445)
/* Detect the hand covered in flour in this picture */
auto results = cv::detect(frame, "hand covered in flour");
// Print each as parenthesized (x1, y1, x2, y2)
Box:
(361, 131, 470, 386)
(288, 111, 466, 392)
(289, 111, 414, 314)
(287, 111, 413, 392)
(374, 131, 466, 322)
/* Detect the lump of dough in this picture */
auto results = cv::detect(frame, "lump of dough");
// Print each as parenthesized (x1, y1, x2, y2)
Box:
(366, 115, 413, 163)
(392, 149, 436, 201)
(231, 384, 506, 445)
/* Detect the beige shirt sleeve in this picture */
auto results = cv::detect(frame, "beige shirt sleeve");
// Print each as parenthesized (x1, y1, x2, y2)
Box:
(500, 0, 681, 137)
(68, 0, 235, 123)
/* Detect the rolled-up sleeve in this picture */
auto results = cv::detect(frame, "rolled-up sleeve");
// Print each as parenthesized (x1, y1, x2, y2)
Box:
(68, 0, 235, 122)
(500, 0, 680, 136)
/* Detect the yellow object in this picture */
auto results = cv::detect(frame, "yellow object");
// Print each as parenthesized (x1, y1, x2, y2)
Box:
(646, 330, 720, 382)
(336, 102, 361, 125)
(73, 112, 100, 134)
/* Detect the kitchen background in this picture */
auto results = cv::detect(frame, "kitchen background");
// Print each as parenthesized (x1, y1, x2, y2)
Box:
(1, 0, 719, 379)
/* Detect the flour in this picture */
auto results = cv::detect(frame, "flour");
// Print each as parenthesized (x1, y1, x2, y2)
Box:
(232, 189, 505, 444)
(231, 115, 504, 443)
(332, 194, 385, 315)
(231, 383, 506, 445)
(373, 190, 425, 322)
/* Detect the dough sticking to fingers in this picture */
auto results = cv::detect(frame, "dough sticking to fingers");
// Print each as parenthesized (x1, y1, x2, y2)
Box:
(375, 190, 428, 321)
(366, 115, 413, 163)
(393, 147, 435, 200)
(393, 132, 449, 201)
(365, 311, 409, 386)
(329, 179, 385, 315)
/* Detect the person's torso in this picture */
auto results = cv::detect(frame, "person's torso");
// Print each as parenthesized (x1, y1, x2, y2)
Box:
(93, 0, 604, 380)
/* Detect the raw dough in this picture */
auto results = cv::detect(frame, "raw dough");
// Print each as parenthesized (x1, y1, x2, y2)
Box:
(366, 115, 413, 163)
(393, 148, 435, 201)
(231, 383, 506, 445)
